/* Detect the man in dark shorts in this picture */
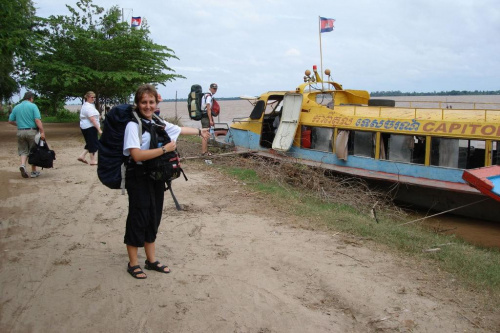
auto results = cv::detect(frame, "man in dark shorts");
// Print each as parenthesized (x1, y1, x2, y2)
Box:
(200, 83, 217, 155)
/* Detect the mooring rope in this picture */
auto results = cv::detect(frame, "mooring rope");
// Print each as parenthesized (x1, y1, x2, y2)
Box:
(398, 198, 490, 226)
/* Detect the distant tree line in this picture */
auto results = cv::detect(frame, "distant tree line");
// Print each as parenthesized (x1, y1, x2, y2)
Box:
(164, 97, 241, 102)
(166, 91, 500, 102)
(371, 90, 500, 97)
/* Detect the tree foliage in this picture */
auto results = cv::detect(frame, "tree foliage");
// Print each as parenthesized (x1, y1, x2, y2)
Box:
(0, 0, 37, 102)
(24, 0, 183, 114)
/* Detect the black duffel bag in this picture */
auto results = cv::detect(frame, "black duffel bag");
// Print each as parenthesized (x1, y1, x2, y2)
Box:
(28, 139, 56, 168)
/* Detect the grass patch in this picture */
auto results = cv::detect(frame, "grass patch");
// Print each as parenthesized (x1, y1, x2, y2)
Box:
(180, 135, 201, 144)
(45, 108, 80, 122)
(225, 167, 259, 182)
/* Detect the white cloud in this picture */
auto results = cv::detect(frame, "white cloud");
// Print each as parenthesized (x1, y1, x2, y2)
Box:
(285, 48, 301, 57)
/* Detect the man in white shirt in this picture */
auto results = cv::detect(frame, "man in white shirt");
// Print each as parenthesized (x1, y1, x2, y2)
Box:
(200, 83, 217, 155)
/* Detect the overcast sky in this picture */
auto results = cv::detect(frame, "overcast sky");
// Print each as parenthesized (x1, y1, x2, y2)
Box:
(34, 0, 500, 99)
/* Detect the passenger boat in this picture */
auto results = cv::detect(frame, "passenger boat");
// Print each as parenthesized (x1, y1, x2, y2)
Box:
(223, 67, 500, 221)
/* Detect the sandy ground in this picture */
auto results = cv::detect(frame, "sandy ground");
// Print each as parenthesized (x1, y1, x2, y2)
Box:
(0, 121, 499, 333)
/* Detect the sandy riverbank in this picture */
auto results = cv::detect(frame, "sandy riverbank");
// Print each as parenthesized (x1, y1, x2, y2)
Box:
(0, 121, 498, 332)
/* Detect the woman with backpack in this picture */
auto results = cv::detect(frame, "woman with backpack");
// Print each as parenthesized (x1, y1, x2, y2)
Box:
(123, 84, 209, 279)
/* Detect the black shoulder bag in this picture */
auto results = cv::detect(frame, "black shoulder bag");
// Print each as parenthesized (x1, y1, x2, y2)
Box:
(142, 120, 186, 184)
(28, 139, 56, 168)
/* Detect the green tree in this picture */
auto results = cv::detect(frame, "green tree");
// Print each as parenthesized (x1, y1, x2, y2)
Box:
(25, 0, 182, 114)
(0, 0, 37, 102)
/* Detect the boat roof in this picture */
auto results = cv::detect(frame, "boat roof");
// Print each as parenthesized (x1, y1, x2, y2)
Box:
(250, 80, 500, 126)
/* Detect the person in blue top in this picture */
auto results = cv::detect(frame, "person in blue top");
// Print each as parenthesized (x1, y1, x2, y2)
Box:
(8, 92, 46, 178)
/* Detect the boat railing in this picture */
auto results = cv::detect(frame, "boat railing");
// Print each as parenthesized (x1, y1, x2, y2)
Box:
(350, 103, 500, 122)
(232, 117, 261, 123)
(394, 100, 500, 110)
(213, 122, 229, 131)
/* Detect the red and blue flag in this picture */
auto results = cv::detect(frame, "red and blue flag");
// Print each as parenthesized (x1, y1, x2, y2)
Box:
(320, 17, 335, 33)
(131, 17, 142, 28)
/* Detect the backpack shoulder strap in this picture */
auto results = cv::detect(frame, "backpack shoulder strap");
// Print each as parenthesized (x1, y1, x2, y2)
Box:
(152, 116, 172, 142)
(152, 113, 164, 124)
(121, 110, 143, 194)
(131, 111, 143, 146)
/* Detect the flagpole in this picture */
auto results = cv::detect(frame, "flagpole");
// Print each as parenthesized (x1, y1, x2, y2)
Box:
(122, 8, 133, 23)
(318, 16, 324, 90)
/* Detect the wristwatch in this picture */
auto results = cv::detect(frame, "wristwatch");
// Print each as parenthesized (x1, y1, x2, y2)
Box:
(161, 146, 167, 154)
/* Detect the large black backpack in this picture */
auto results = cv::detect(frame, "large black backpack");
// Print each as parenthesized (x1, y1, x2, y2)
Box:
(97, 104, 187, 209)
(187, 84, 204, 120)
(187, 84, 218, 120)
(98, 104, 135, 190)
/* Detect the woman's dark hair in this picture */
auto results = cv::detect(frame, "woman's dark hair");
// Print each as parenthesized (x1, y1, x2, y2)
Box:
(134, 84, 159, 107)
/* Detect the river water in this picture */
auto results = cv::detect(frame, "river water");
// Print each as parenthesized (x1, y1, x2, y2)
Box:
(157, 96, 500, 249)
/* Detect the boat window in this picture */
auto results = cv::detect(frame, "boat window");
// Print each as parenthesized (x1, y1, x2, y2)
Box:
(493, 141, 500, 165)
(348, 131, 375, 158)
(431, 138, 459, 168)
(310, 127, 333, 152)
(249, 100, 266, 120)
(315, 93, 334, 108)
(261, 95, 284, 117)
(264, 98, 284, 115)
(431, 138, 485, 169)
(259, 96, 284, 148)
(380, 134, 425, 164)
(460, 139, 485, 169)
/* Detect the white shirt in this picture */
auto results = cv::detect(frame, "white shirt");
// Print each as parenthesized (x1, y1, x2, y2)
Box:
(79, 102, 101, 129)
(200, 93, 212, 111)
(123, 119, 181, 157)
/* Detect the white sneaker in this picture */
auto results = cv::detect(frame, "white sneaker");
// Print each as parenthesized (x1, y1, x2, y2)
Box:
(19, 165, 29, 178)
(30, 171, 41, 178)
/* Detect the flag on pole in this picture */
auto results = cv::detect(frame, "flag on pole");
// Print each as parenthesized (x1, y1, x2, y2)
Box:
(320, 17, 335, 33)
(131, 17, 142, 28)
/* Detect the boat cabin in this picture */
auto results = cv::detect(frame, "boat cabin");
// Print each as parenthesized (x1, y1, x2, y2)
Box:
(230, 83, 500, 171)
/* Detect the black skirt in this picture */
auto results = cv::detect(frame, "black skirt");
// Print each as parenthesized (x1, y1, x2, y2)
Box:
(81, 126, 99, 153)
(124, 164, 165, 247)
